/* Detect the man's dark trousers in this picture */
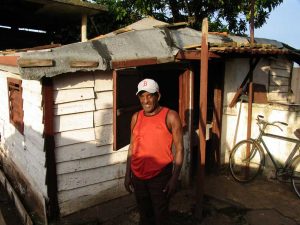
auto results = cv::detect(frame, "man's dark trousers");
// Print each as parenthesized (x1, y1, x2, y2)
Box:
(132, 163, 173, 225)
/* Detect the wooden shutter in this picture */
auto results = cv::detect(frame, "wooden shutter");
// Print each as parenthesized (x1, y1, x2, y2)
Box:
(7, 78, 24, 134)
(113, 69, 141, 150)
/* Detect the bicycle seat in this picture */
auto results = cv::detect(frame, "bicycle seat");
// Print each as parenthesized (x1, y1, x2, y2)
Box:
(294, 129, 300, 140)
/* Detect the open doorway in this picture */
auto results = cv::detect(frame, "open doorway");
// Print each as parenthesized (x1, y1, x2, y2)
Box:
(113, 63, 188, 150)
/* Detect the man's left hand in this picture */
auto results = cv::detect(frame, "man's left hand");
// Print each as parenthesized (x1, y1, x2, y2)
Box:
(163, 176, 177, 197)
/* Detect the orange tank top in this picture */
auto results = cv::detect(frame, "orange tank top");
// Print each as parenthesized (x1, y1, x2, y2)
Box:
(131, 107, 173, 179)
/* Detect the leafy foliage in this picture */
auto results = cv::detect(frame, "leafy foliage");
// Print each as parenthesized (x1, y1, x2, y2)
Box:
(90, 0, 283, 37)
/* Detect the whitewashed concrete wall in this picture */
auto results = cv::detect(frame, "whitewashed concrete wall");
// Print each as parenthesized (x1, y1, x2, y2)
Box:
(221, 57, 300, 174)
(53, 71, 128, 216)
(0, 71, 47, 204)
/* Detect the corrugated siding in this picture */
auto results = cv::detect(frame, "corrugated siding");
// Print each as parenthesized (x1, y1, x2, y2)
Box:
(53, 71, 128, 216)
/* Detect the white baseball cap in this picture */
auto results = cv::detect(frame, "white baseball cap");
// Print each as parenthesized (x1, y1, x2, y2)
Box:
(136, 79, 159, 95)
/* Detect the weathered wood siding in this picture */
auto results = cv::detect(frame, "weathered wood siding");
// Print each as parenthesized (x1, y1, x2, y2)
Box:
(292, 67, 300, 104)
(0, 72, 47, 215)
(53, 71, 128, 216)
(221, 57, 300, 174)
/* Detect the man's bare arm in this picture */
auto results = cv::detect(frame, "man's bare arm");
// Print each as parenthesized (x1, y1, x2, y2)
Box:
(124, 112, 138, 193)
(164, 110, 184, 196)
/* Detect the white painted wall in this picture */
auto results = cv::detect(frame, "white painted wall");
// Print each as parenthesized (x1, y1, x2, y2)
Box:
(221, 57, 300, 175)
(0, 72, 47, 206)
(53, 71, 128, 216)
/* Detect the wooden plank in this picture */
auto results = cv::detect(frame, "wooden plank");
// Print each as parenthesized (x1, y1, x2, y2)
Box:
(22, 80, 42, 94)
(270, 69, 290, 78)
(18, 59, 54, 68)
(58, 178, 123, 203)
(269, 86, 289, 92)
(54, 112, 94, 132)
(58, 179, 127, 216)
(0, 209, 6, 225)
(270, 77, 290, 86)
(23, 101, 44, 128)
(94, 109, 113, 126)
(26, 162, 47, 196)
(55, 128, 95, 147)
(56, 150, 128, 174)
(111, 57, 157, 69)
(95, 91, 113, 110)
(24, 126, 44, 150)
(0, 56, 19, 66)
(54, 88, 95, 104)
(57, 162, 126, 191)
(54, 99, 95, 116)
(53, 72, 94, 90)
(55, 142, 114, 163)
(0, 170, 33, 225)
(175, 50, 220, 60)
(69, 60, 99, 68)
(195, 17, 208, 218)
(24, 138, 46, 167)
(94, 71, 113, 92)
(95, 125, 113, 146)
(22, 89, 43, 107)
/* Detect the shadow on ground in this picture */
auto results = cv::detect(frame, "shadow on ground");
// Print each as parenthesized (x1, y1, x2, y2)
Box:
(100, 169, 300, 225)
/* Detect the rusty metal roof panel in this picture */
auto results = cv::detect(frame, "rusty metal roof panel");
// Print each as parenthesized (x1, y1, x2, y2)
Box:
(0, 21, 298, 80)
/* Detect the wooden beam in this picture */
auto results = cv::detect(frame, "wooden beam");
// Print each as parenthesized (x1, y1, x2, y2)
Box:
(112, 70, 117, 151)
(69, 60, 99, 68)
(81, 14, 87, 42)
(176, 50, 220, 60)
(18, 59, 54, 68)
(195, 17, 209, 219)
(228, 57, 260, 108)
(0, 56, 19, 66)
(111, 57, 157, 69)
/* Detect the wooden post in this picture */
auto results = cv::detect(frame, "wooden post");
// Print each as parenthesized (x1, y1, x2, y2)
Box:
(247, 59, 254, 141)
(81, 14, 87, 42)
(195, 17, 209, 219)
(43, 78, 59, 220)
(179, 69, 194, 187)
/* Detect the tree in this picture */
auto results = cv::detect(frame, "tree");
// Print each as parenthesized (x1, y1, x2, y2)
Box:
(90, 0, 283, 37)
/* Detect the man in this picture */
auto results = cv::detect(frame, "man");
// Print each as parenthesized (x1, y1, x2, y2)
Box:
(124, 78, 184, 225)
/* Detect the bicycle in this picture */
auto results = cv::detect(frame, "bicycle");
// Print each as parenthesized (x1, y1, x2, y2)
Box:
(229, 115, 300, 198)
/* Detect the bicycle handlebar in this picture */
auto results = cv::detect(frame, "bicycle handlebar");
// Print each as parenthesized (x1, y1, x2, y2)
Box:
(256, 115, 288, 132)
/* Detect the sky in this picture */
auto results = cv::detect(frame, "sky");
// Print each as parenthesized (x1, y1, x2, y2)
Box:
(246, 0, 300, 49)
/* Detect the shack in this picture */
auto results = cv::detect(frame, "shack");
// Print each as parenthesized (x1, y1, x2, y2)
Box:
(0, 17, 299, 224)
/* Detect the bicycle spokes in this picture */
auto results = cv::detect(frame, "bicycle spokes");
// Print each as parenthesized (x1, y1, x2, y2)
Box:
(230, 140, 264, 182)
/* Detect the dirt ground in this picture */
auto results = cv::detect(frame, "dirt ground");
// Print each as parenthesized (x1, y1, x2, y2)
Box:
(1, 170, 299, 225)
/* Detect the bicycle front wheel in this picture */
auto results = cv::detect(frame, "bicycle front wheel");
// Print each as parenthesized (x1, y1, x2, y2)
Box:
(229, 139, 265, 182)
(291, 156, 300, 198)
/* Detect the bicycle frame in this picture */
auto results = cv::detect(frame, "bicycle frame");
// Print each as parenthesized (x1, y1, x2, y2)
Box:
(255, 130, 300, 171)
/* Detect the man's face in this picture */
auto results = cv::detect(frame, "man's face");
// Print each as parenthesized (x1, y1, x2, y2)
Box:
(138, 91, 160, 114)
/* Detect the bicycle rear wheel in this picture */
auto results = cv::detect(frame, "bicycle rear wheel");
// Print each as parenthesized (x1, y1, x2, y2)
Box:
(291, 156, 300, 198)
(229, 139, 265, 182)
